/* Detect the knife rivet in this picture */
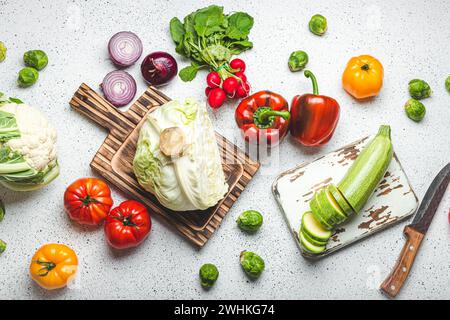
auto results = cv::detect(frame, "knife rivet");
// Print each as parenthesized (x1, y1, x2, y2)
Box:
(390, 285, 396, 291)
(409, 245, 414, 251)
(402, 267, 407, 272)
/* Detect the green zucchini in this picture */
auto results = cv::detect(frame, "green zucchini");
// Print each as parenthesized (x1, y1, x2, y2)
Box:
(309, 194, 333, 230)
(299, 231, 326, 254)
(338, 125, 393, 213)
(301, 211, 332, 242)
(327, 184, 354, 217)
(317, 188, 347, 224)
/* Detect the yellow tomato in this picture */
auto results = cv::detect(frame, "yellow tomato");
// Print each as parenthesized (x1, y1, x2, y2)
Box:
(30, 243, 78, 290)
(342, 55, 383, 99)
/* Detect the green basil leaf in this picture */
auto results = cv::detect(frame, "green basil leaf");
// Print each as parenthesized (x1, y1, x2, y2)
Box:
(226, 12, 254, 40)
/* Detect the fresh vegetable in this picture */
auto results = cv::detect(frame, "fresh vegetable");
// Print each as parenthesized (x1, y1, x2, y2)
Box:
(290, 70, 340, 146)
(309, 14, 327, 36)
(23, 50, 48, 71)
(235, 91, 290, 146)
(0, 199, 4, 221)
(311, 189, 346, 227)
(222, 77, 239, 96)
(100, 70, 136, 107)
(342, 55, 383, 99)
(0, 41, 6, 62)
(0, 239, 6, 254)
(404, 99, 426, 122)
(141, 51, 178, 86)
(408, 79, 431, 100)
(29, 243, 78, 290)
(327, 184, 354, 216)
(0, 97, 59, 191)
(206, 72, 221, 88)
(108, 31, 143, 67)
(237, 210, 263, 232)
(207, 87, 227, 109)
(230, 58, 246, 72)
(301, 211, 332, 242)
(288, 50, 308, 72)
(104, 200, 152, 249)
(299, 231, 325, 254)
(133, 98, 228, 211)
(338, 125, 393, 213)
(170, 5, 254, 82)
(445, 76, 450, 93)
(240, 251, 265, 279)
(17, 67, 39, 87)
(199, 263, 219, 288)
(64, 178, 113, 226)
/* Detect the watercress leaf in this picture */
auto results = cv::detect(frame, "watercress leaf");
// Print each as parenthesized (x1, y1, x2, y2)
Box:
(194, 5, 224, 37)
(226, 12, 254, 40)
(170, 17, 185, 44)
(179, 63, 200, 82)
(229, 40, 253, 54)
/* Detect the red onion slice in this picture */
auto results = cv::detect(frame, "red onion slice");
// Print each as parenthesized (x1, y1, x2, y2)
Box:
(101, 70, 137, 107)
(108, 31, 143, 67)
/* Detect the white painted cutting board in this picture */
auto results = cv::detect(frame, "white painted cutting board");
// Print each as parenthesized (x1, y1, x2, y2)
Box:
(272, 135, 419, 259)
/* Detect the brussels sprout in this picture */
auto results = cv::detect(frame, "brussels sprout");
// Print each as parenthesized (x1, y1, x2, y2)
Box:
(445, 76, 450, 93)
(408, 79, 431, 100)
(309, 14, 327, 36)
(404, 99, 426, 122)
(17, 67, 39, 87)
(23, 50, 48, 71)
(237, 210, 263, 232)
(199, 263, 219, 288)
(288, 50, 309, 72)
(240, 251, 265, 279)
(0, 42, 6, 62)
(0, 239, 6, 254)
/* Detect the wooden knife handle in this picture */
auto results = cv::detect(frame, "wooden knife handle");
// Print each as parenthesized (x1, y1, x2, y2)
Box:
(380, 226, 424, 298)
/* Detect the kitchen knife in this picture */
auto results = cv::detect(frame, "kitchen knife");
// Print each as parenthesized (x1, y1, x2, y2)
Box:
(380, 162, 450, 298)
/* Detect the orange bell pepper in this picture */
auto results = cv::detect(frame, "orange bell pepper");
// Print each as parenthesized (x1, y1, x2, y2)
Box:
(342, 55, 383, 99)
(30, 243, 78, 290)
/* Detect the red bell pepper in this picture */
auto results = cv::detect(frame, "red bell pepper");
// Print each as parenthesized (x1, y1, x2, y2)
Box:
(235, 91, 290, 146)
(290, 70, 340, 146)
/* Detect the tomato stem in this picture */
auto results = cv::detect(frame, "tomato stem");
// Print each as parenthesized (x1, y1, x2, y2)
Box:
(361, 63, 370, 71)
(35, 260, 56, 277)
(80, 194, 98, 206)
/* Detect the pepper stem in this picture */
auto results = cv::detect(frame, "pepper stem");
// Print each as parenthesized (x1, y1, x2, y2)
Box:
(304, 70, 319, 94)
(253, 107, 290, 129)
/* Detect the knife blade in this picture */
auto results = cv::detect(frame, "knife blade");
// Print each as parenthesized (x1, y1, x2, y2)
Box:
(380, 162, 450, 298)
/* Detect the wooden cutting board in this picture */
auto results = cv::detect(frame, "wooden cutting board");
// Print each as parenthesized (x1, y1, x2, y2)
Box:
(70, 83, 259, 247)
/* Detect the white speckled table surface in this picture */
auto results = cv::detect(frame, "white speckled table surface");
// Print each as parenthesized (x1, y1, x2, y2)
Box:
(0, 0, 449, 300)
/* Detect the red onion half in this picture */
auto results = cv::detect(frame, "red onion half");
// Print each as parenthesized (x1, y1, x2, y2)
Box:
(101, 70, 137, 107)
(141, 52, 178, 86)
(108, 31, 143, 67)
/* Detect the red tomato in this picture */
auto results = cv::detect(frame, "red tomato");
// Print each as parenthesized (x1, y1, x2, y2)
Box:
(64, 178, 113, 225)
(104, 200, 152, 249)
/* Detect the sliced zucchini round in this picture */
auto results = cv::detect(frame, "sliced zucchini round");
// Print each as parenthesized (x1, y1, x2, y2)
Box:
(301, 211, 332, 242)
(299, 231, 326, 254)
(301, 227, 328, 247)
(327, 184, 355, 217)
(309, 193, 333, 230)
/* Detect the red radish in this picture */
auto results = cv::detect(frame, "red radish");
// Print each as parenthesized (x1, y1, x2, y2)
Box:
(205, 87, 212, 97)
(206, 72, 221, 88)
(222, 77, 239, 96)
(208, 88, 226, 109)
(236, 82, 250, 98)
(230, 58, 246, 72)
(235, 71, 247, 83)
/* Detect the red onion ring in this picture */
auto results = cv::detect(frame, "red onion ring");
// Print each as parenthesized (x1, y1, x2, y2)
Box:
(108, 31, 143, 67)
(101, 70, 137, 107)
